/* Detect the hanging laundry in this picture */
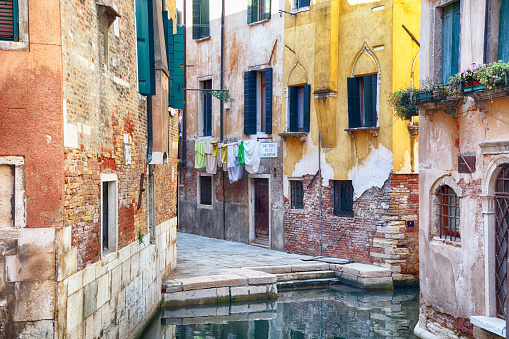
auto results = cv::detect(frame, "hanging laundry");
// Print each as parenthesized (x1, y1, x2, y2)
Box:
(243, 140, 261, 174)
(238, 140, 245, 166)
(228, 164, 244, 183)
(227, 143, 244, 183)
(220, 143, 228, 164)
(194, 142, 206, 168)
(211, 142, 220, 157)
(205, 142, 217, 174)
(227, 143, 236, 168)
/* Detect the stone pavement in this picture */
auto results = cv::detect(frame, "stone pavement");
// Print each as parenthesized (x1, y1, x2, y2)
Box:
(167, 232, 317, 279)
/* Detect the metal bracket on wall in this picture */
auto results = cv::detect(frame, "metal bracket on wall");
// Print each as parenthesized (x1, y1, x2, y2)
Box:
(184, 88, 229, 102)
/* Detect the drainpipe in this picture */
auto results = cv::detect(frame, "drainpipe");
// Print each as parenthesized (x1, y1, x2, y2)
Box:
(146, 98, 153, 165)
(182, 0, 187, 163)
(221, 0, 226, 240)
(318, 131, 322, 256)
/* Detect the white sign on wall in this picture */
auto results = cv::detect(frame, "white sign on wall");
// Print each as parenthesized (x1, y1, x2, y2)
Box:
(260, 143, 278, 158)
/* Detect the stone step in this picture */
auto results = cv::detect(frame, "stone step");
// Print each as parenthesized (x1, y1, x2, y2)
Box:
(248, 263, 331, 274)
(277, 278, 342, 290)
(276, 270, 336, 282)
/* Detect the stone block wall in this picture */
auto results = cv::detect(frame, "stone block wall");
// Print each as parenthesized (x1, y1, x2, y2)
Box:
(284, 173, 419, 282)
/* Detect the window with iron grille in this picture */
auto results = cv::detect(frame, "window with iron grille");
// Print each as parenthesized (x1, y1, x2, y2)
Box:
(495, 165, 509, 319)
(290, 180, 303, 209)
(199, 175, 212, 206)
(333, 180, 354, 217)
(436, 185, 460, 241)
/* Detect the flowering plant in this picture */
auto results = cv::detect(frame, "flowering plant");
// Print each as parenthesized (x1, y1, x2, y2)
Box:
(474, 61, 509, 90)
(461, 63, 480, 83)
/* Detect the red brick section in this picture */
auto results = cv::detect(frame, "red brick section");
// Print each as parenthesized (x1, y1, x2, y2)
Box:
(284, 172, 419, 280)
(421, 304, 474, 338)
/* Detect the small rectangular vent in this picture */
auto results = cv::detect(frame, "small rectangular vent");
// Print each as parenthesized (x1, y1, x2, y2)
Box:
(458, 153, 476, 173)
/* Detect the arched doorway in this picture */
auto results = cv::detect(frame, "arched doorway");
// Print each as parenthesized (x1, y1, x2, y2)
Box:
(495, 165, 509, 318)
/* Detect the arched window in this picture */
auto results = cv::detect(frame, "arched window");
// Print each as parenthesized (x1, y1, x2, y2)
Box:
(495, 165, 509, 319)
(437, 185, 460, 241)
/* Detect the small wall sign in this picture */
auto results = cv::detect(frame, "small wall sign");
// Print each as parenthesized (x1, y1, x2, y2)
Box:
(260, 143, 278, 158)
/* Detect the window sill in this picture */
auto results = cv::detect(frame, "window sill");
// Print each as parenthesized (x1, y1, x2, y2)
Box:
(344, 127, 379, 137)
(194, 36, 211, 43)
(0, 41, 29, 51)
(248, 18, 270, 26)
(431, 236, 461, 247)
(288, 208, 305, 214)
(197, 203, 213, 210)
(291, 6, 310, 14)
(470, 316, 505, 337)
(278, 131, 307, 141)
(331, 213, 354, 219)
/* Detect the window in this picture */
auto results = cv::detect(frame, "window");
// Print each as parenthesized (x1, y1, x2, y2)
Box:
(495, 165, 509, 319)
(498, 0, 509, 61)
(101, 174, 118, 255)
(288, 85, 311, 132)
(244, 68, 273, 135)
(247, 0, 271, 24)
(0, 156, 25, 229)
(0, 0, 28, 50)
(198, 175, 212, 206)
(198, 79, 212, 137)
(485, 0, 509, 63)
(192, 0, 209, 40)
(347, 74, 377, 128)
(333, 180, 354, 217)
(436, 185, 460, 241)
(295, 0, 311, 9)
(440, 1, 460, 84)
(136, 0, 156, 95)
(290, 180, 303, 209)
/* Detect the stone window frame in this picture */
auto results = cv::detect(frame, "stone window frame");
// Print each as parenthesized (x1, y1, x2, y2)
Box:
(100, 173, 118, 257)
(429, 175, 463, 244)
(0, 156, 25, 228)
(197, 76, 213, 138)
(425, 0, 463, 84)
(0, 0, 29, 51)
(288, 177, 304, 211)
(197, 173, 214, 209)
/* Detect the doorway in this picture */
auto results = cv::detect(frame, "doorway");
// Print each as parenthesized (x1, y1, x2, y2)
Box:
(254, 178, 269, 246)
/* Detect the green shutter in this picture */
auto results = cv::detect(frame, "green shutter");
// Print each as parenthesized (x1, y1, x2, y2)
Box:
(347, 77, 361, 128)
(265, 68, 273, 134)
(264, 0, 271, 20)
(499, 0, 509, 62)
(363, 74, 377, 127)
(303, 84, 311, 132)
(441, 1, 460, 84)
(201, 0, 210, 37)
(136, 0, 156, 96)
(289, 86, 298, 132)
(163, 15, 175, 106)
(247, 0, 253, 24)
(0, 0, 17, 42)
(192, 0, 200, 39)
(244, 71, 257, 135)
(173, 26, 185, 109)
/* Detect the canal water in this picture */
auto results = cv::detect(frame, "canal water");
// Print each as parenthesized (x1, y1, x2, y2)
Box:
(141, 285, 419, 338)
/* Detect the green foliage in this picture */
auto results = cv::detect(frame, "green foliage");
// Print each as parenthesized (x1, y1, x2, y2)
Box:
(389, 89, 419, 121)
(138, 227, 145, 245)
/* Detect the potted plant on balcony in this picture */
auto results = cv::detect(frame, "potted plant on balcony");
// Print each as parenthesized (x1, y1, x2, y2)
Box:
(474, 60, 509, 91)
(389, 88, 419, 120)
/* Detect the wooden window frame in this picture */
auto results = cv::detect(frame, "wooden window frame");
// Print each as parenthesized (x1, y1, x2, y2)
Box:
(332, 180, 354, 218)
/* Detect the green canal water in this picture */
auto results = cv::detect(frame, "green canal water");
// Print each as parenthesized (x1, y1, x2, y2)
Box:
(141, 286, 419, 338)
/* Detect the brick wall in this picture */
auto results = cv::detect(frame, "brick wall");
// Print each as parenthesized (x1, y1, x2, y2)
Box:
(284, 172, 419, 281)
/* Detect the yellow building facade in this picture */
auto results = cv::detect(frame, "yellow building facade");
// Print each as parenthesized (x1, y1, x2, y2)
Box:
(281, 0, 421, 284)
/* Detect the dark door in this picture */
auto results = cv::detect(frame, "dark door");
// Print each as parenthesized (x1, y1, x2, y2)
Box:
(255, 178, 269, 239)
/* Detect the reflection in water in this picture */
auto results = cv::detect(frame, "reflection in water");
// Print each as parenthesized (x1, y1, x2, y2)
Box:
(142, 286, 419, 338)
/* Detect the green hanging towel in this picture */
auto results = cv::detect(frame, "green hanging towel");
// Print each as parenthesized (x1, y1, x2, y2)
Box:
(238, 141, 245, 166)
(195, 142, 206, 168)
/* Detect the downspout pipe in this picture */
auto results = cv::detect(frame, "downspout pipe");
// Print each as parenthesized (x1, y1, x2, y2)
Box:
(146, 98, 153, 165)
(220, 0, 226, 240)
(182, 0, 188, 163)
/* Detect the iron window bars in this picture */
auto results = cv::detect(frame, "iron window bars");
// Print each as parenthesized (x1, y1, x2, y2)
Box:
(333, 180, 354, 217)
(437, 185, 460, 241)
(495, 165, 509, 319)
(290, 180, 303, 209)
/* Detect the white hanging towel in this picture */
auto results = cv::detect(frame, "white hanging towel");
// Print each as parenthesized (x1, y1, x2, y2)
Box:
(228, 143, 243, 183)
(205, 142, 217, 174)
(243, 140, 261, 174)
(227, 143, 236, 168)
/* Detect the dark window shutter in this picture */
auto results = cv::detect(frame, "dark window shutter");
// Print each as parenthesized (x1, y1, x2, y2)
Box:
(247, 0, 253, 24)
(499, 0, 509, 62)
(298, 0, 310, 8)
(173, 26, 185, 109)
(201, 0, 210, 37)
(204, 80, 212, 136)
(363, 74, 377, 127)
(264, 0, 271, 20)
(192, 0, 200, 39)
(0, 0, 17, 41)
(265, 68, 273, 134)
(136, 0, 156, 96)
(289, 86, 298, 132)
(347, 77, 361, 128)
(303, 84, 311, 132)
(244, 71, 257, 135)
(441, 1, 460, 84)
(163, 15, 175, 106)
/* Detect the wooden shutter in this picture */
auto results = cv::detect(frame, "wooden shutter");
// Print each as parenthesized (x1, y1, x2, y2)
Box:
(244, 71, 257, 135)
(363, 74, 377, 127)
(192, 0, 200, 39)
(303, 84, 311, 132)
(299, 0, 311, 8)
(441, 1, 460, 84)
(265, 68, 273, 134)
(0, 0, 17, 41)
(163, 15, 175, 106)
(289, 86, 298, 132)
(136, 0, 156, 96)
(264, 0, 271, 20)
(173, 26, 185, 109)
(247, 0, 253, 24)
(204, 80, 212, 136)
(201, 0, 210, 37)
(347, 77, 361, 128)
(499, 0, 509, 62)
